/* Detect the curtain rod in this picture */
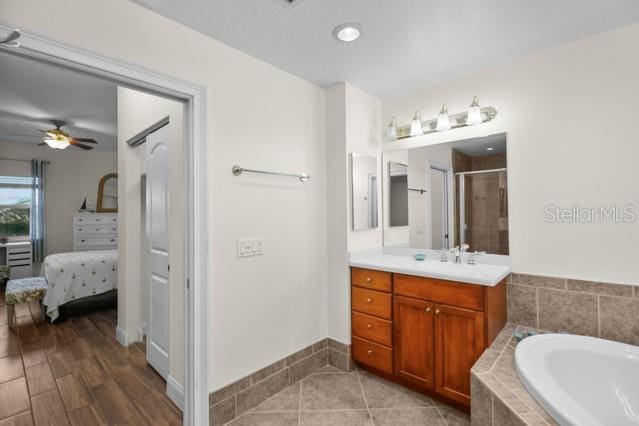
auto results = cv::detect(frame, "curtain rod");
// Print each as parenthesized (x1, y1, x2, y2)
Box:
(0, 157, 51, 164)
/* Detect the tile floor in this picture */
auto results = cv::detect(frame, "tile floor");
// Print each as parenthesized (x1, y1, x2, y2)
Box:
(227, 365, 470, 425)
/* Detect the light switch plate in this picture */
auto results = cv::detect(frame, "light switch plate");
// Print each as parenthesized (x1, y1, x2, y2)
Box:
(237, 237, 264, 258)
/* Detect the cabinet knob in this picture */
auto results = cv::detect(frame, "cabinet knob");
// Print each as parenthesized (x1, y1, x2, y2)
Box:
(425, 307, 431, 312)
(367, 350, 373, 356)
(367, 324, 372, 329)
(435, 309, 441, 315)
(366, 298, 372, 303)
(365, 277, 372, 283)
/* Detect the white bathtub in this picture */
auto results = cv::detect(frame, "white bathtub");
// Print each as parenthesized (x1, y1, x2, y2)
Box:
(515, 334, 639, 426)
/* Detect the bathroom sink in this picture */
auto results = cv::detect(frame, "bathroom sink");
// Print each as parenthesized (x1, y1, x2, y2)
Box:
(349, 254, 510, 286)
(515, 334, 639, 426)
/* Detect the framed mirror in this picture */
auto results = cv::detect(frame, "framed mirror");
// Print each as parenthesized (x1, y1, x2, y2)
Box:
(97, 173, 118, 212)
(382, 133, 509, 254)
(350, 153, 379, 231)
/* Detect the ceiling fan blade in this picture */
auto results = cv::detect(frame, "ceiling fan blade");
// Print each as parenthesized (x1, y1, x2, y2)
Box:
(71, 138, 98, 144)
(0, 132, 36, 138)
(38, 142, 47, 146)
(70, 141, 93, 150)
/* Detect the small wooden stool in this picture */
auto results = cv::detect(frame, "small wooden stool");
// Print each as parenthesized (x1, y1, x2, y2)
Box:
(6, 277, 48, 327)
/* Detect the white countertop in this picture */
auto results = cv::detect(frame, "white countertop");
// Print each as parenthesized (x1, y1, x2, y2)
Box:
(349, 250, 511, 287)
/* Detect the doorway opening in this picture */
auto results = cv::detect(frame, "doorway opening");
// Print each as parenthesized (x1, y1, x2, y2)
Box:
(0, 24, 208, 425)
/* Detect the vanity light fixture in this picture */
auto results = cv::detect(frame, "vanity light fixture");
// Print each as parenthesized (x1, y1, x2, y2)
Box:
(409, 111, 424, 137)
(333, 23, 362, 42)
(436, 104, 451, 131)
(467, 96, 483, 126)
(486, 147, 494, 152)
(388, 102, 497, 141)
(386, 117, 398, 141)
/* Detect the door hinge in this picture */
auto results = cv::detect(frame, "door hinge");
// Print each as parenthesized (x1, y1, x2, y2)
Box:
(186, 278, 190, 289)
(168, 264, 171, 272)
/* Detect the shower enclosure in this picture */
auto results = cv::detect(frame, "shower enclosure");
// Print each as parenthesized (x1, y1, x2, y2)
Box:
(456, 168, 509, 255)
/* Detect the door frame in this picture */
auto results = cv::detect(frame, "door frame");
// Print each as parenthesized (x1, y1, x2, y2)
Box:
(0, 24, 209, 425)
(428, 162, 452, 249)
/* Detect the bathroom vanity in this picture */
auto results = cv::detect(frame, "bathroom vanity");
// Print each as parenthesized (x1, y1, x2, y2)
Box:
(350, 259, 508, 409)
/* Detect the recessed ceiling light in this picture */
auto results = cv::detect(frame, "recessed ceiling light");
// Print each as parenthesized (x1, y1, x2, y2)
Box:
(486, 147, 494, 151)
(333, 23, 362, 42)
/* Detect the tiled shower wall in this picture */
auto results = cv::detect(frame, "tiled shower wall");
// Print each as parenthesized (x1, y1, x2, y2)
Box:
(507, 273, 639, 345)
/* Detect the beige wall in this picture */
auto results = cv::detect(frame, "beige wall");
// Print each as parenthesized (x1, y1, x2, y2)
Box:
(0, 0, 328, 391)
(382, 23, 639, 284)
(0, 141, 116, 255)
(117, 87, 185, 387)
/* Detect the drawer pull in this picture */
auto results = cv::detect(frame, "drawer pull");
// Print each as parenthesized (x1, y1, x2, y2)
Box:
(365, 277, 372, 283)
(78, 228, 83, 231)
(367, 324, 372, 329)
(81, 239, 86, 242)
(366, 298, 372, 303)
(435, 309, 441, 315)
(426, 307, 432, 312)
(367, 350, 373, 356)
(110, 239, 115, 242)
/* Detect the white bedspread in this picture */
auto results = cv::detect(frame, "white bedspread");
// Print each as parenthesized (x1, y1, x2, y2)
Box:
(41, 250, 118, 321)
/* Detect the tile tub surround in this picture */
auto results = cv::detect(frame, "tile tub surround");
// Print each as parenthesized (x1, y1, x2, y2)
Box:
(228, 366, 470, 425)
(471, 324, 558, 426)
(507, 273, 639, 344)
(209, 339, 330, 425)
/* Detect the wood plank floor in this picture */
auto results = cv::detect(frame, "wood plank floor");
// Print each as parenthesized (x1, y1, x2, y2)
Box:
(0, 293, 182, 425)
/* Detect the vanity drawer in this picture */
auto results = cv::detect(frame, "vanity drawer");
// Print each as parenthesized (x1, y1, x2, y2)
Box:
(351, 268, 392, 292)
(73, 215, 117, 225)
(352, 287, 392, 320)
(352, 312, 392, 347)
(394, 274, 484, 311)
(352, 336, 393, 374)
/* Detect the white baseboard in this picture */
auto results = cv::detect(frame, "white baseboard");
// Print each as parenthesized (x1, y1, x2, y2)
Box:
(115, 326, 130, 347)
(166, 375, 184, 411)
(137, 322, 147, 341)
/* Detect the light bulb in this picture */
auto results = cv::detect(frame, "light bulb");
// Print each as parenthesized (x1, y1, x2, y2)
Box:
(467, 96, 482, 126)
(386, 117, 398, 142)
(436, 104, 451, 131)
(409, 111, 423, 137)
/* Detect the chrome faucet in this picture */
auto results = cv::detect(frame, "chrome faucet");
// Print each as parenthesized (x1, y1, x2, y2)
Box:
(451, 244, 470, 264)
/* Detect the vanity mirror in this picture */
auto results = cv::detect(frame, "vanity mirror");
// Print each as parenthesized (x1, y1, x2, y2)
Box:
(350, 153, 379, 230)
(382, 133, 509, 254)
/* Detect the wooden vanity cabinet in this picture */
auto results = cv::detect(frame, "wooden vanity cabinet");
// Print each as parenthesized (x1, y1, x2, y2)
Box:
(351, 267, 506, 409)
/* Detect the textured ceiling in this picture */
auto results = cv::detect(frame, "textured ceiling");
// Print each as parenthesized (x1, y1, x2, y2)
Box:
(0, 52, 117, 150)
(132, 0, 639, 98)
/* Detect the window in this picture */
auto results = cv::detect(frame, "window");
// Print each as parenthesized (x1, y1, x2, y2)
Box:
(0, 176, 34, 240)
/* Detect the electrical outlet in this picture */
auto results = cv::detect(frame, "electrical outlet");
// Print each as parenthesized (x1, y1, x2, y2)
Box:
(237, 237, 264, 258)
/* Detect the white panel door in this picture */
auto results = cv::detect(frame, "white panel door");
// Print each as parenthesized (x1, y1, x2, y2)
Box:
(145, 124, 170, 379)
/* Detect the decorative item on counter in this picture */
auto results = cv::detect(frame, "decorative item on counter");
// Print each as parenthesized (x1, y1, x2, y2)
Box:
(79, 198, 87, 212)
(527, 330, 538, 337)
(514, 331, 525, 342)
(414, 253, 426, 261)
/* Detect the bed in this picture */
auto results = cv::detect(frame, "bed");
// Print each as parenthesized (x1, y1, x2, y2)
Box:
(41, 249, 118, 321)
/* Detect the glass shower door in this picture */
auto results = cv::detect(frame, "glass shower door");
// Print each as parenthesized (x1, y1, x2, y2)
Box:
(458, 170, 508, 255)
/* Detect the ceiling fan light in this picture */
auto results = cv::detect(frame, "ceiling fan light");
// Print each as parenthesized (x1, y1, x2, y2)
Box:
(409, 111, 424, 137)
(436, 104, 451, 132)
(44, 138, 70, 150)
(386, 117, 398, 142)
(467, 96, 483, 126)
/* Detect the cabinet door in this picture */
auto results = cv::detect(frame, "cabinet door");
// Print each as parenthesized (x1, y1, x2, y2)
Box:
(434, 304, 484, 405)
(393, 296, 435, 389)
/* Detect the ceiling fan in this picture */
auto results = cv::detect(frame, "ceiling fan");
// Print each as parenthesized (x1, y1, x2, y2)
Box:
(37, 120, 98, 150)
